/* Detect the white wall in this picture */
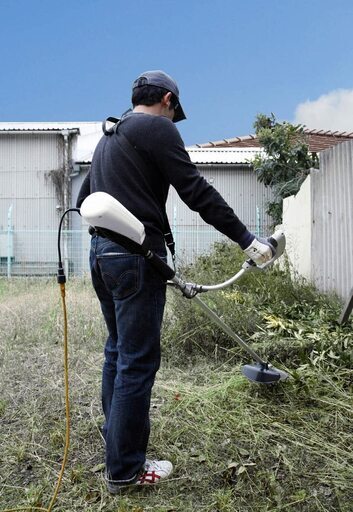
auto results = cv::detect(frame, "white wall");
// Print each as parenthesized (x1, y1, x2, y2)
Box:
(282, 175, 312, 281)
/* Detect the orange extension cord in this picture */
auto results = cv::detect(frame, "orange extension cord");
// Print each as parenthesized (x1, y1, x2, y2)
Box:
(2, 282, 71, 512)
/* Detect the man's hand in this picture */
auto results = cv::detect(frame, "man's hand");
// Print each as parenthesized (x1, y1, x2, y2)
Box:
(243, 237, 275, 266)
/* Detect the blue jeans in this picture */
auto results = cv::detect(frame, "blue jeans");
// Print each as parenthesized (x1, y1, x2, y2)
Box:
(90, 235, 166, 483)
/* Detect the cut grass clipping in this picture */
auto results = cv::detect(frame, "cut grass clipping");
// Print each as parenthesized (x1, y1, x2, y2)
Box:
(0, 243, 352, 511)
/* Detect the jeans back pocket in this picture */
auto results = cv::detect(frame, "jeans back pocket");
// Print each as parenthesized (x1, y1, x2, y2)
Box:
(98, 254, 140, 300)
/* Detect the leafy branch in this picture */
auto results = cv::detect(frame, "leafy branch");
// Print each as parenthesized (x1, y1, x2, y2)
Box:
(252, 113, 319, 225)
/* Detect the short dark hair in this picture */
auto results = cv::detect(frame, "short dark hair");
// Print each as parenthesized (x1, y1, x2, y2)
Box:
(132, 84, 177, 108)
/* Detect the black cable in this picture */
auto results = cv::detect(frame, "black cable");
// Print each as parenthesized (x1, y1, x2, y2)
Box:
(57, 208, 80, 283)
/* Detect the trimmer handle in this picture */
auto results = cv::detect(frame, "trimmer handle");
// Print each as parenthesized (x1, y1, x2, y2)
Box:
(268, 236, 278, 250)
(243, 230, 285, 271)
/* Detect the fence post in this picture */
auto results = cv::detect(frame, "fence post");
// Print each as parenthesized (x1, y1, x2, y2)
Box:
(173, 205, 177, 265)
(256, 205, 260, 237)
(7, 204, 13, 278)
(338, 287, 353, 325)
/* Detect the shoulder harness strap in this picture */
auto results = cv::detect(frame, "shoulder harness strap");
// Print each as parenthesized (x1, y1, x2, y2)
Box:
(101, 116, 176, 263)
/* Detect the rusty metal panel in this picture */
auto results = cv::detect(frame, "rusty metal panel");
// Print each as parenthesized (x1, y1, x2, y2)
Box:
(311, 141, 353, 299)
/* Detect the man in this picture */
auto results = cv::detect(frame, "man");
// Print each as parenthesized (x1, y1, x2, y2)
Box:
(77, 70, 273, 493)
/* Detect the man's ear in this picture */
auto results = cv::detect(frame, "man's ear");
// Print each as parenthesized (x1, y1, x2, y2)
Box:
(161, 92, 172, 106)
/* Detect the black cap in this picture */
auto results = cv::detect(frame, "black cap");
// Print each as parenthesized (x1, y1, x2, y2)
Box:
(132, 70, 186, 123)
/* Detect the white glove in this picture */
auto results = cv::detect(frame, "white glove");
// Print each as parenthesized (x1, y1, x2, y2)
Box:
(243, 237, 274, 266)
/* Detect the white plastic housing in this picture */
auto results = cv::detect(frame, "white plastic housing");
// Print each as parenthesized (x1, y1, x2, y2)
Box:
(80, 192, 146, 245)
(271, 229, 286, 259)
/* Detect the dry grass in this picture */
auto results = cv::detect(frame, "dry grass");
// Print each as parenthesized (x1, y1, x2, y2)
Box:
(0, 275, 352, 511)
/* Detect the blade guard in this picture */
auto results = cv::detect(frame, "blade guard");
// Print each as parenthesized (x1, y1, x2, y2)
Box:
(242, 363, 289, 384)
(80, 192, 146, 246)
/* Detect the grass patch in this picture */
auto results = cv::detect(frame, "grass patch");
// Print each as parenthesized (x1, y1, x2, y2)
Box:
(0, 246, 352, 511)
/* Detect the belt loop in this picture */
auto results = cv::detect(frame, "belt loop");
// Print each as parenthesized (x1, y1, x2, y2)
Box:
(92, 232, 98, 253)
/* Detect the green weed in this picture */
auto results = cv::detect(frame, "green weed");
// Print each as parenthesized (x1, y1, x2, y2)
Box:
(163, 242, 352, 374)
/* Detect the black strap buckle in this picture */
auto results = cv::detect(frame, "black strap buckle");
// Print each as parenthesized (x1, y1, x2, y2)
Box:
(102, 117, 120, 135)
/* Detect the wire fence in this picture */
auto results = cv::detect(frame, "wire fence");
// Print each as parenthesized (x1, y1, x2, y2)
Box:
(0, 223, 270, 278)
(0, 229, 88, 278)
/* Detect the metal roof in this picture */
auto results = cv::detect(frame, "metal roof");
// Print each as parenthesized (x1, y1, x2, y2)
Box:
(195, 128, 353, 152)
(0, 122, 263, 165)
(0, 121, 100, 131)
(0, 122, 103, 163)
(186, 147, 263, 164)
(0, 128, 77, 133)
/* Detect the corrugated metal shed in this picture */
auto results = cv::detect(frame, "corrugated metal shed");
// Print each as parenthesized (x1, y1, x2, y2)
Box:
(0, 132, 63, 268)
(311, 141, 353, 299)
(0, 123, 101, 274)
(0, 122, 102, 163)
(0, 133, 61, 227)
(0, 122, 273, 273)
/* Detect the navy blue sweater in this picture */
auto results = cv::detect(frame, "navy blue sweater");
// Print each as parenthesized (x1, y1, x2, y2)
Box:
(77, 112, 253, 251)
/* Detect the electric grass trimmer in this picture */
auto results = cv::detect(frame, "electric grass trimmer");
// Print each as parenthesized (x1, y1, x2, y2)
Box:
(81, 192, 289, 384)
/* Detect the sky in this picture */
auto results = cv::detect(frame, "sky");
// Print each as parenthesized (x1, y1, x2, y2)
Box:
(1, 0, 353, 145)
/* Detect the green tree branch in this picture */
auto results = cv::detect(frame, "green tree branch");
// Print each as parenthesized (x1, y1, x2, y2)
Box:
(253, 113, 319, 225)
